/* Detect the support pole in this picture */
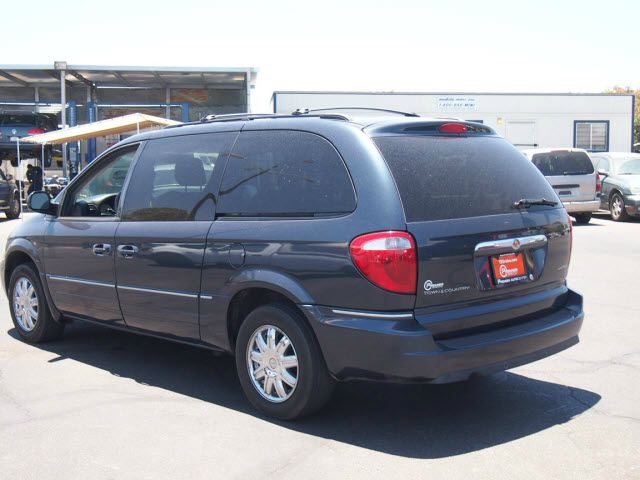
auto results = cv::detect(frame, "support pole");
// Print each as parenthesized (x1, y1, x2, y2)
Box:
(165, 87, 171, 119)
(246, 70, 252, 113)
(87, 101, 97, 163)
(60, 69, 68, 178)
(16, 139, 23, 214)
(181, 103, 190, 123)
(41, 143, 45, 190)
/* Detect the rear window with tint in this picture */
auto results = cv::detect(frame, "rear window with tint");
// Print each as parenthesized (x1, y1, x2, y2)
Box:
(531, 151, 594, 176)
(373, 136, 558, 222)
(1, 114, 37, 126)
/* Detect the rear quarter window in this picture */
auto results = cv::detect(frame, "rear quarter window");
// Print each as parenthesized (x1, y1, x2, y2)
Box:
(373, 135, 558, 222)
(531, 151, 594, 176)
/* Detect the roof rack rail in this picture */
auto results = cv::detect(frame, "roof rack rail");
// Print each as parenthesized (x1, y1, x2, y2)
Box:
(165, 111, 350, 129)
(292, 107, 420, 117)
(201, 113, 276, 122)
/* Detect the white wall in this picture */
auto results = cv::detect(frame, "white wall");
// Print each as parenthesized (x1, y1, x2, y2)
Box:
(273, 92, 634, 152)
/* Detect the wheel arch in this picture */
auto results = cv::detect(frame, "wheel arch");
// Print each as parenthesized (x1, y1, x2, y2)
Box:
(223, 270, 316, 351)
(226, 288, 298, 350)
(4, 243, 61, 321)
(609, 188, 624, 201)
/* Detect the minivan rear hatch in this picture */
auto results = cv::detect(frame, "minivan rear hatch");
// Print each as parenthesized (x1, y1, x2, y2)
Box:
(371, 126, 572, 318)
(530, 150, 596, 202)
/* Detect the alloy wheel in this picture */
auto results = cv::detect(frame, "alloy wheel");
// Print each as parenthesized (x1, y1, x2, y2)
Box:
(13, 277, 38, 331)
(246, 325, 299, 403)
(612, 195, 624, 219)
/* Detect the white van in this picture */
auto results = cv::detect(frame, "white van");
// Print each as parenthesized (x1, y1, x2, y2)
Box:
(521, 148, 600, 224)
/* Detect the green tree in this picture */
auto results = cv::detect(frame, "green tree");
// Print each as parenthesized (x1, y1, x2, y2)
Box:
(605, 86, 640, 149)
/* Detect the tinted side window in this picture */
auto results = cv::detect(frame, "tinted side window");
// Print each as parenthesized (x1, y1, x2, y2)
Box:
(374, 136, 558, 222)
(531, 151, 594, 176)
(121, 132, 236, 221)
(217, 131, 355, 217)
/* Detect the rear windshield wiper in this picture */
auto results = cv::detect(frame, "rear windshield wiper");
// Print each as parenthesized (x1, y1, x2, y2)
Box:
(512, 198, 558, 209)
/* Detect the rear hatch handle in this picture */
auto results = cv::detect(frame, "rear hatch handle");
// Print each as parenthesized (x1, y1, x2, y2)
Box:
(474, 235, 548, 256)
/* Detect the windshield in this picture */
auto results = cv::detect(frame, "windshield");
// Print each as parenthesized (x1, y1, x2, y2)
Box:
(531, 151, 594, 176)
(614, 158, 640, 175)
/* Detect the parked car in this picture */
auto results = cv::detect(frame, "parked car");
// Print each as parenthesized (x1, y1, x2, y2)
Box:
(4, 113, 584, 420)
(521, 148, 600, 224)
(0, 111, 57, 167)
(43, 176, 69, 198)
(0, 168, 21, 219)
(589, 152, 640, 221)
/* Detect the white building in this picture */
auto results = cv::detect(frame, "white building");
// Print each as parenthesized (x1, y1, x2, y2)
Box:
(272, 92, 635, 152)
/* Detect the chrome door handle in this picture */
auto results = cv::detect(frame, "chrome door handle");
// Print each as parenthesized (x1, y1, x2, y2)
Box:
(92, 243, 112, 256)
(117, 245, 139, 259)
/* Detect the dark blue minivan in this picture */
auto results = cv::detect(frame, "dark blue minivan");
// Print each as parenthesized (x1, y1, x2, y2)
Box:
(4, 111, 583, 419)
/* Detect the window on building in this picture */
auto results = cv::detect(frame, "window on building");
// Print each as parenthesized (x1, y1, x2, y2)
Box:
(217, 130, 356, 217)
(574, 121, 609, 152)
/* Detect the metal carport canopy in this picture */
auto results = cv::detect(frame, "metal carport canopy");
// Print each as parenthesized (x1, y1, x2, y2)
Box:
(0, 64, 257, 90)
(19, 113, 180, 145)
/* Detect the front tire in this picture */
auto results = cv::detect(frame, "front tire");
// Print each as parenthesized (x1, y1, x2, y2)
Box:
(235, 303, 334, 420)
(610, 192, 629, 222)
(5, 193, 21, 219)
(8, 264, 64, 343)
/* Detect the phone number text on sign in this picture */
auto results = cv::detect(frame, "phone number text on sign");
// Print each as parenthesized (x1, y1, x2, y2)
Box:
(437, 97, 477, 112)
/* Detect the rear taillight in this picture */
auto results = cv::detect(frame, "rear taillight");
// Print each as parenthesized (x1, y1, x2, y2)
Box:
(349, 231, 417, 294)
(27, 128, 45, 135)
(595, 173, 602, 194)
(439, 123, 468, 134)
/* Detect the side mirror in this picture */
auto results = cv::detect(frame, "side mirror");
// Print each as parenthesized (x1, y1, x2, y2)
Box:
(597, 169, 608, 177)
(28, 191, 55, 215)
(5, 174, 13, 181)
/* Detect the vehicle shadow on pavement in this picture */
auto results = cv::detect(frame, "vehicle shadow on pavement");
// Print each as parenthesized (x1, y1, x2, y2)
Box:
(8, 321, 601, 459)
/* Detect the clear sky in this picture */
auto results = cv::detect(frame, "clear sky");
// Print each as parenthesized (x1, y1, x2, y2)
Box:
(4, 0, 638, 111)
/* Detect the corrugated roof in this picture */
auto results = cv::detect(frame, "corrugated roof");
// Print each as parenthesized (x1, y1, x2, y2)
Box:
(0, 65, 257, 90)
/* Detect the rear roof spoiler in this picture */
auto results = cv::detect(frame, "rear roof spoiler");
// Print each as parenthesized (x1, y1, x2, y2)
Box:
(364, 119, 496, 136)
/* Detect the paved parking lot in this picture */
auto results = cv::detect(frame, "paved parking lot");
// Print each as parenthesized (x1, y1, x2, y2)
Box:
(0, 214, 638, 480)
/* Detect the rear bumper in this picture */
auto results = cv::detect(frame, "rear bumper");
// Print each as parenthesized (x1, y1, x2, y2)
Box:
(302, 289, 583, 383)
(563, 199, 600, 213)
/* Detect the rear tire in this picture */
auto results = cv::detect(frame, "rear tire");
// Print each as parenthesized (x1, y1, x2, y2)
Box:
(235, 303, 335, 420)
(574, 213, 592, 224)
(8, 264, 64, 343)
(5, 193, 21, 219)
(610, 192, 629, 222)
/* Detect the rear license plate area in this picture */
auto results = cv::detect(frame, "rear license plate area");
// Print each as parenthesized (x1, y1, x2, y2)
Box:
(491, 252, 528, 285)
